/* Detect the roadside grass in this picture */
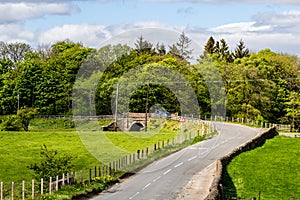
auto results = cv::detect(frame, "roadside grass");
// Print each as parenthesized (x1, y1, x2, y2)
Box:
(222, 136, 300, 199)
(0, 129, 102, 182)
(0, 118, 202, 182)
(0, 117, 210, 199)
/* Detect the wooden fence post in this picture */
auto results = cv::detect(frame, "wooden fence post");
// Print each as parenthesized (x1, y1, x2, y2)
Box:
(62, 173, 65, 186)
(56, 176, 59, 191)
(80, 171, 83, 184)
(102, 166, 105, 177)
(0, 182, 2, 200)
(49, 177, 52, 194)
(40, 178, 43, 195)
(89, 169, 92, 182)
(11, 182, 14, 200)
(32, 179, 34, 199)
(22, 180, 25, 200)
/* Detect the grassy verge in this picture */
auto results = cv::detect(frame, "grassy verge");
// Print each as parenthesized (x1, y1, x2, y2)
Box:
(0, 118, 212, 199)
(0, 118, 204, 182)
(222, 136, 300, 199)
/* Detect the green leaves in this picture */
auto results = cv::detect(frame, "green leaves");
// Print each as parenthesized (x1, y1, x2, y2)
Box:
(28, 145, 74, 181)
(17, 107, 38, 131)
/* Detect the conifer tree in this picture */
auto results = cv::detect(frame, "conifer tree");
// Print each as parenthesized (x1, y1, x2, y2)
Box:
(219, 39, 233, 62)
(176, 32, 193, 60)
(204, 36, 215, 55)
(233, 39, 250, 59)
(134, 35, 153, 54)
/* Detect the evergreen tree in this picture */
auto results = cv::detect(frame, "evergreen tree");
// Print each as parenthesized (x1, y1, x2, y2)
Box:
(233, 39, 250, 59)
(168, 44, 180, 58)
(134, 35, 153, 54)
(219, 39, 233, 62)
(204, 36, 216, 55)
(175, 32, 193, 60)
(156, 42, 166, 56)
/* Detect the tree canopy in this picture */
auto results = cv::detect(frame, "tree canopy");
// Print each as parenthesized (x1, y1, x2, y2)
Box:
(0, 35, 299, 130)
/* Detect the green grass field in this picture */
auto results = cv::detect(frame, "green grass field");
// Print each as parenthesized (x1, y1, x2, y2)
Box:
(222, 136, 300, 199)
(0, 118, 201, 183)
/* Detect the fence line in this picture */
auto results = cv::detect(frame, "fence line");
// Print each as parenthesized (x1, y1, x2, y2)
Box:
(0, 119, 217, 199)
(1, 116, 292, 199)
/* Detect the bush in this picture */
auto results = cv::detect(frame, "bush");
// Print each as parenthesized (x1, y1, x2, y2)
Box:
(28, 145, 75, 181)
(0, 115, 22, 131)
(0, 107, 38, 131)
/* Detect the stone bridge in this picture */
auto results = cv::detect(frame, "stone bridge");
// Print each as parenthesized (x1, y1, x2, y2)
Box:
(102, 113, 149, 132)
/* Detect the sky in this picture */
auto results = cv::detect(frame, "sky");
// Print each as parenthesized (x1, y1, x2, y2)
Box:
(1, 0, 300, 55)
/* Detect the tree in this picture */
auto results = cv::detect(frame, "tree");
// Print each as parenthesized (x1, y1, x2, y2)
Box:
(233, 39, 250, 59)
(156, 43, 166, 56)
(204, 36, 216, 55)
(28, 145, 74, 180)
(219, 39, 233, 62)
(0, 42, 32, 64)
(168, 44, 180, 58)
(17, 107, 38, 131)
(175, 32, 193, 60)
(134, 35, 153, 54)
(284, 92, 300, 131)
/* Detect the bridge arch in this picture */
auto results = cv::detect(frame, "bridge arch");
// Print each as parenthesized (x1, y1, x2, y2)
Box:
(129, 121, 145, 132)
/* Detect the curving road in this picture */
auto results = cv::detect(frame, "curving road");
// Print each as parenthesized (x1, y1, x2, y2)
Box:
(91, 123, 261, 200)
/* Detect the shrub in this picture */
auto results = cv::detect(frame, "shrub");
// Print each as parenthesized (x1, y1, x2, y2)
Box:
(28, 145, 75, 181)
(0, 115, 22, 131)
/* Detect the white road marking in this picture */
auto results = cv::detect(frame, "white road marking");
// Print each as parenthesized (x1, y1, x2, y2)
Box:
(188, 156, 197, 161)
(142, 183, 151, 190)
(129, 192, 139, 199)
(174, 162, 183, 168)
(163, 169, 172, 175)
(153, 176, 161, 182)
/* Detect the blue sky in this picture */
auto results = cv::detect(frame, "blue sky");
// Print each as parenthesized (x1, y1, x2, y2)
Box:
(1, 0, 300, 55)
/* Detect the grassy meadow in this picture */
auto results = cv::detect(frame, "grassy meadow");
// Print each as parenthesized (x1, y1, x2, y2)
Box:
(0, 118, 201, 183)
(222, 136, 300, 199)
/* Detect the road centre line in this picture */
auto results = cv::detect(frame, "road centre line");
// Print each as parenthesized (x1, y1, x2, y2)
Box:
(188, 156, 197, 161)
(163, 169, 172, 175)
(142, 183, 151, 190)
(174, 162, 183, 168)
(153, 176, 161, 182)
(129, 192, 139, 199)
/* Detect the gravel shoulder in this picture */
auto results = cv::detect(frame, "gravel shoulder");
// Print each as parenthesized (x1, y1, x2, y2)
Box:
(176, 162, 216, 200)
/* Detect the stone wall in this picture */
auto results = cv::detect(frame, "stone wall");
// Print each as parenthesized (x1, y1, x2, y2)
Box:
(204, 127, 278, 200)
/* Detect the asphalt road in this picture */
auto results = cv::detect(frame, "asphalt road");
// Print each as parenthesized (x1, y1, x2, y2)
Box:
(91, 123, 260, 200)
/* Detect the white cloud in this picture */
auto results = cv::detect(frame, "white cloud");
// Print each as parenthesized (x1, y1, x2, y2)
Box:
(1, 7, 300, 57)
(0, 23, 35, 43)
(0, 2, 79, 23)
(254, 10, 300, 26)
(147, 0, 300, 5)
(37, 21, 182, 48)
(37, 24, 111, 47)
(210, 22, 273, 34)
